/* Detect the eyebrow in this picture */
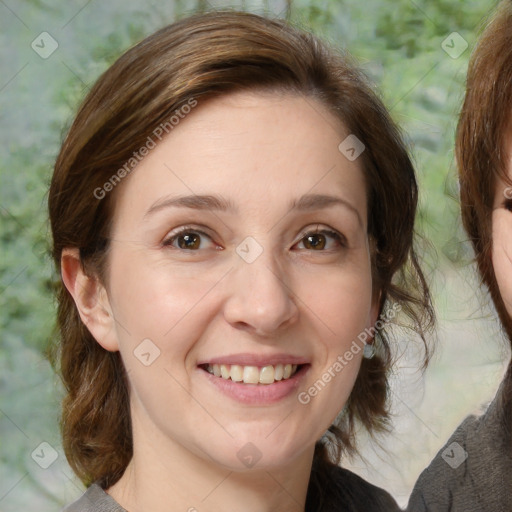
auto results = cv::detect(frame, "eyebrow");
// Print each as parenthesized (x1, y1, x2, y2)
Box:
(290, 194, 363, 226)
(144, 194, 237, 218)
(144, 193, 363, 226)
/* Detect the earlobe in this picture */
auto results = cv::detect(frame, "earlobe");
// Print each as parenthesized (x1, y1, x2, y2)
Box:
(61, 248, 119, 352)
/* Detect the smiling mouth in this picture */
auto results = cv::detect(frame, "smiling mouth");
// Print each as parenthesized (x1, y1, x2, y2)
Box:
(201, 363, 301, 385)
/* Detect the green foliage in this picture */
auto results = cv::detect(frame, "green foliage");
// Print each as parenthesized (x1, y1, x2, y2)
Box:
(1, 150, 55, 354)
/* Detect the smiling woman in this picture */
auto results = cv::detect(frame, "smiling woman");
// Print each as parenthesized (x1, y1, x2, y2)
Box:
(48, 10, 434, 512)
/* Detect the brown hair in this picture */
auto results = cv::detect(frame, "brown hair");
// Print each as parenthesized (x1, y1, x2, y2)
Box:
(456, 0, 512, 428)
(48, 10, 434, 497)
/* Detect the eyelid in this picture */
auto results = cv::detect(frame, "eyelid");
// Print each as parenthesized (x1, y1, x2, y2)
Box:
(295, 225, 347, 248)
(162, 225, 219, 249)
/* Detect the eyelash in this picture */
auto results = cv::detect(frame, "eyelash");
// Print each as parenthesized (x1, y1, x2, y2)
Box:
(162, 225, 347, 251)
(295, 227, 347, 250)
(162, 225, 217, 250)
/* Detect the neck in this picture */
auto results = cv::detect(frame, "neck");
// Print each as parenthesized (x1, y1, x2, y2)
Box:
(107, 411, 314, 512)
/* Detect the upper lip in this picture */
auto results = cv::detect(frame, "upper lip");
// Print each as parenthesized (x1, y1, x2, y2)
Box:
(197, 353, 310, 367)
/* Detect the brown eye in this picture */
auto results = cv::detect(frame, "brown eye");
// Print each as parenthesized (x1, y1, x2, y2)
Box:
(303, 233, 327, 250)
(163, 228, 216, 251)
(177, 233, 201, 250)
(295, 229, 345, 251)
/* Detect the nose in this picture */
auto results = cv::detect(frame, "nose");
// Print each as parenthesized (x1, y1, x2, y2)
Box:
(223, 250, 299, 337)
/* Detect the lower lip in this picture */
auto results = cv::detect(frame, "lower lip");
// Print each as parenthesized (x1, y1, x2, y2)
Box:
(199, 365, 309, 405)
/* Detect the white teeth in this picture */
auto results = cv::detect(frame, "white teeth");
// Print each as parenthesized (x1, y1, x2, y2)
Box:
(243, 366, 260, 384)
(259, 365, 275, 384)
(220, 364, 230, 379)
(205, 363, 300, 384)
(230, 364, 243, 382)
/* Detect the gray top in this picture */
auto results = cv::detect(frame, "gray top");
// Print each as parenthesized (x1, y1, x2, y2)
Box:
(62, 463, 399, 511)
(407, 380, 512, 511)
(63, 484, 125, 512)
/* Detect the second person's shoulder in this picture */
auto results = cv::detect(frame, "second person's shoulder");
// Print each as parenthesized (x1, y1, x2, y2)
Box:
(407, 382, 512, 512)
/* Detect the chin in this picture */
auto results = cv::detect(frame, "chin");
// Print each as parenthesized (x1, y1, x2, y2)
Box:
(197, 437, 311, 472)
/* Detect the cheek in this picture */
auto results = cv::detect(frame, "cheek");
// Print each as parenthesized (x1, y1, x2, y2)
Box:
(293, 257, 372, 424)
(106, 247, 223, 355)
(296, 261, 373, 340)
(493, 213, 512, 315)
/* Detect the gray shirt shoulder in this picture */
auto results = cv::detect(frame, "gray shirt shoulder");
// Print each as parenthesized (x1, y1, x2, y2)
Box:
(62, 484, 126, 512)
(407, 380, 512, 512)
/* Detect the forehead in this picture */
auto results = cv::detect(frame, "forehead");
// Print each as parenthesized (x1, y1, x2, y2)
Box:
(111, 91, 368, 228)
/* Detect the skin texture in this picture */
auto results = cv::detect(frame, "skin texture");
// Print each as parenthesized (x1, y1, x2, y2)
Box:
(493, 130, 512, 316)
(61, 91, 379, 512)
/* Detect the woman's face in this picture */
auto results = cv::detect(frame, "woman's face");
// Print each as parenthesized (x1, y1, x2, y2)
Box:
(493, 130, 512, 315)
(101, 91, 377, 471)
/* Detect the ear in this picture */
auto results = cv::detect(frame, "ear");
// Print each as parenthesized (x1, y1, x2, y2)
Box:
(61, 248, 119, 352)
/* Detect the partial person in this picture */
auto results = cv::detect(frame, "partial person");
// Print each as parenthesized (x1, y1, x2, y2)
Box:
(408, 2, 512, 510)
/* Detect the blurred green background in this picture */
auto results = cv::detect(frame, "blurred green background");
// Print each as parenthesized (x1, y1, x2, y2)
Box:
(0, 0, 507, 509)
